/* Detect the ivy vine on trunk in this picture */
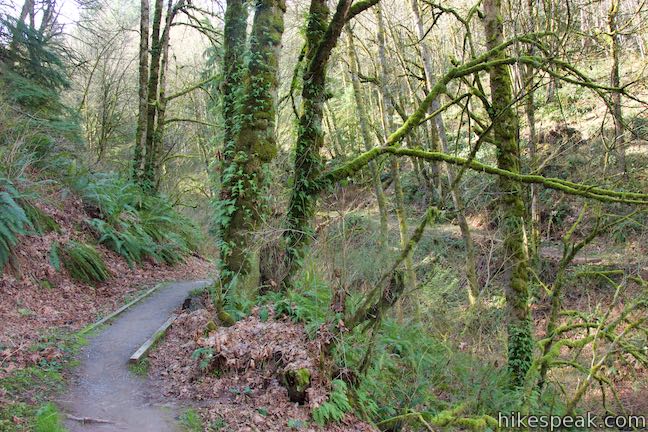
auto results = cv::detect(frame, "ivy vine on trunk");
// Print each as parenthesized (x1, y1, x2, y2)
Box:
(216, 0, 287, 307)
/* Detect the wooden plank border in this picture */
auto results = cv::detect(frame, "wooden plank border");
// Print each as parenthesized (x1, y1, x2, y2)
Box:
(129, 314, 178, 363)
(80, 281, 172, 335)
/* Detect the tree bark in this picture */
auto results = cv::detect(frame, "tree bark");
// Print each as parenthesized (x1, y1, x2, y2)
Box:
(283, 0, 357, 287)
(141, 0, 164, 193)
(524, 0, 540, 263)
(218, 0, 286, 298)
(608, 0, 626, 176)
(483, 0, 533, 387)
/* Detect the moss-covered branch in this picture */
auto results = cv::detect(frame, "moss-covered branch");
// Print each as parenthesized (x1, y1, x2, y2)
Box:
(323, 147, 648, 205)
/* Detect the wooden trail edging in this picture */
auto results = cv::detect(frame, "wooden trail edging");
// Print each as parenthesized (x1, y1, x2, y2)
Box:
(129, 314, 177, 363)
(79, 282, 171, 335)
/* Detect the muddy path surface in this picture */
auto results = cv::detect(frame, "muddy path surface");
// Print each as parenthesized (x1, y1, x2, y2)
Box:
(59, 280, 211, 431)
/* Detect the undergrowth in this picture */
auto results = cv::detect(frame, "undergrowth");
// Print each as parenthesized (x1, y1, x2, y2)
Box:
(0, 176, 32, 272)
(179, 409, 204, 432)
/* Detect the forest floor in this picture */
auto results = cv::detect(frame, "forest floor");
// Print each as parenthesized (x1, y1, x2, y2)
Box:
(60, 280, 211, 432)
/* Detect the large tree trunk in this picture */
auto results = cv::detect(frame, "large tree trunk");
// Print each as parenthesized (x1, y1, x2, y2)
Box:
(345, 26, 389, 248)
(375, 4, 417, 293)
(483, 0, 533, 387)
(218, 0, 286, 299)
(410, 0, 479, 303)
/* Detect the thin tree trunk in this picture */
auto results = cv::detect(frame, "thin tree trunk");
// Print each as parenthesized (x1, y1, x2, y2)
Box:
(345, 26, 389, 248)
(608, 0, 626, 176)
(324, 101, 345, 157)
(410, 0, 479, 303)
(483, 0, 533, 387)
(151, 0, 183, 190)
(525, 0, 540, 263)
(141, 0, 164, 193)
(375, 4, 416, 292)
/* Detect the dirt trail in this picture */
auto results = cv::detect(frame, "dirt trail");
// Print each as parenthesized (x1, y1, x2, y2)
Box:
(59, 280, 211, 431)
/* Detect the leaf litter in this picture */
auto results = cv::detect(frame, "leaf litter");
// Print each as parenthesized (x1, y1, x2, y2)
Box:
(148, 301, 377, 432)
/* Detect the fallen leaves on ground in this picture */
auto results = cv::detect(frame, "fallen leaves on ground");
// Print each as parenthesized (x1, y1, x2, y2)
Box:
(149, 305, 376, 432)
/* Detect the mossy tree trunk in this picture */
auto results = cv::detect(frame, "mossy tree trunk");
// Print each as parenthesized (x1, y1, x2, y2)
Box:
(524, 0, 540, 264)
(483, 0, 533, 387)
(218, 0, 286, 300)
(141, 0, 164, 193)
(345, 25, 389, 248)
(410, 0, 479, 304)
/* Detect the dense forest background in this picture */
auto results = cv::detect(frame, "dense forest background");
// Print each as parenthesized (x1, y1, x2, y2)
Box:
(1, 0, 648, 430)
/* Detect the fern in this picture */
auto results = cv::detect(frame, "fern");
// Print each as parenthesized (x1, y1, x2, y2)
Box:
(22, 200, 60, 234)
(0, 178, 32, 272)
(62, 241, 110, 284)
(73, 174, 201, 268)
(88, 218, 154, 268)
(312, 380, 352, 426)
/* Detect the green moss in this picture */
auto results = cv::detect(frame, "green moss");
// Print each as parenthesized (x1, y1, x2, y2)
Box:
(285, 368, 311, 403)
(293, 368, 311, 390)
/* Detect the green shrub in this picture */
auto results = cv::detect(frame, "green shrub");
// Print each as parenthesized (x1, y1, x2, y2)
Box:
(61, 241, 110, 284)
(88, 218, 157, 268)
(22, 201, 60, 234)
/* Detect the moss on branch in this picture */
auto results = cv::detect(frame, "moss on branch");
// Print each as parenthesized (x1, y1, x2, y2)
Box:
(323, 147, 648, 205)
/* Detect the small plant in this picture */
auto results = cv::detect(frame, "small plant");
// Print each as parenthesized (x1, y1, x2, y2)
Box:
(311, 379, 352, 426)
(287, 418, 306, 429)
(22, 201, 60, 234)
(191, 347, 214, 370)
(180, 409, 203, 432)
(128, 359, 149, 377)
(61, 241, 110, 284)
(209, 417, 228, 431)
